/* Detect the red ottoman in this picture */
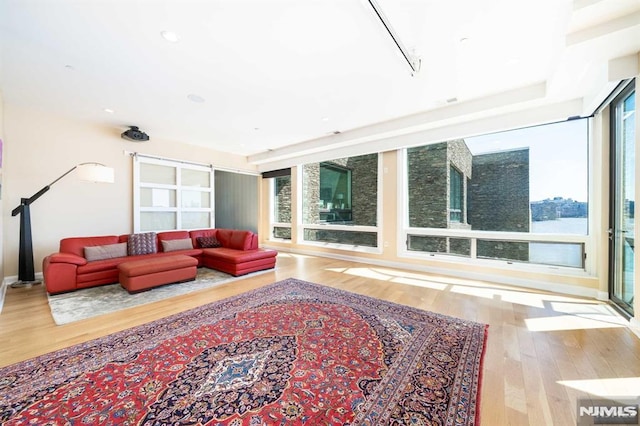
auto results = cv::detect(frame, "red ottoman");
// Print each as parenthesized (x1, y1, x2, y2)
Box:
(118, 255, 198, 293)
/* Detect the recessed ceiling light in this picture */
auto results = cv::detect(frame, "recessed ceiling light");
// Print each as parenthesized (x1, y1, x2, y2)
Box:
(321, 117, 329, 122)
(161, 31, 180, 43)
(64, 65, 75, 71)
(104, 108, 115, 114)
(187, 94, 205, 103)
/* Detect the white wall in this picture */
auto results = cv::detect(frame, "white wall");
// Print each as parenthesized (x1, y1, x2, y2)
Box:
(2, 104, 256, 279)
(0, 90, 5, 284)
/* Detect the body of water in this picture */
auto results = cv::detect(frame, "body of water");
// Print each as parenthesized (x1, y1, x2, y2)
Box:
(531, 217, 588, 235)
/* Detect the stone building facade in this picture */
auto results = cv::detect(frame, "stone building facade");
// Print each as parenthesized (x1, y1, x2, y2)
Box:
(407, 140, 473, 254)
(273, 175, 292, 239)
(468, 148, 530, 232)
(469, 147, 530, 261)
(407, 139, 472, 229)
(301, 153, 378, 246)
(407, 141, 530, 261)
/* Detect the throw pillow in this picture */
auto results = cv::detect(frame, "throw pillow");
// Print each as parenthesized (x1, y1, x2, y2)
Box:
(161, 238, 193, 252)
(84, 242, 127, 262)
(127, 232, 157, 256)
(197, 236, 222, 248)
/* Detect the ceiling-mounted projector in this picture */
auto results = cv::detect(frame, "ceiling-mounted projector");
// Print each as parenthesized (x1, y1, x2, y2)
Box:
(121, 126, 149, 142)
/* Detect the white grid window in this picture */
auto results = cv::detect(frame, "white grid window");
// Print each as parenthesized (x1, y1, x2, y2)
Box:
(133, 156, 214, 232)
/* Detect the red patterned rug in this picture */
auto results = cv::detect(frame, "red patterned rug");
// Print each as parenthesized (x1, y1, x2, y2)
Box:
(0, 278, 488, 425)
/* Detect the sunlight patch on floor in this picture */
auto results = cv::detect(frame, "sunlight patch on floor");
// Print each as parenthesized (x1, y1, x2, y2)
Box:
(391, 276, 448, 291)
(550, 302, 629, 325)
(497, 291, 547, 308)
(328, 267, 458, 290)
(325, 266, 621, 330)
(558, 377, 640, 397)
(327, 267, 394, 280)
(326, 267, 349, 273)
(449, 285, 568, 309)
(525, 315, 625, 332)
(331, 266, 496, 287)
(504, 380, 527, 413)
(277, 252, 315, 259)
(450, 285, 504, 301)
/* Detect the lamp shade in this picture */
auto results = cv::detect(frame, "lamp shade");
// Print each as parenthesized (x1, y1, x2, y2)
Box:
(76, 163, 115, 183)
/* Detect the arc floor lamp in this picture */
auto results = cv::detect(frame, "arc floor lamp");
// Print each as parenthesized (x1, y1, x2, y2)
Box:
(11, 162, 115, 288)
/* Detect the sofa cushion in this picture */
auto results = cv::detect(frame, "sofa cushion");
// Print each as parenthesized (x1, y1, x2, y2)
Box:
(189, 229, 218, 248)
(212, 229, 232, 247)
(84, 242, 127, 262)
(196, 236, 222, 248)
(202, 247, 277, 263)
(127, 232, 157, 256)
(77, 257, 127, 275)
(229, 230, 252, 250)
(77, 270, 120, 287)
(157, 230, 190, 244)
(161, 238, 193, 252)
(61, 236, 120, 257)
(118, 255, 198, 277)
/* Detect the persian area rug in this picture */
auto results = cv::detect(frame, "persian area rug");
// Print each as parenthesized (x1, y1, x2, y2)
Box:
(1, 278, 488, 425)
(47, 268, 270, 325)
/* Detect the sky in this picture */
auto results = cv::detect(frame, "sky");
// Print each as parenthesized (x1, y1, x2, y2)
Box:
(465, 118, 589, 203)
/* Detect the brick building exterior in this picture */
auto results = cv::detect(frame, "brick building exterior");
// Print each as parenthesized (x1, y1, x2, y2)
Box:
(302, 153, 378, 246)
(407, 141, 530, 261)
(469, 147, 530, 261)
(273, 175, 292, 239)
(407, 139, 472, 229)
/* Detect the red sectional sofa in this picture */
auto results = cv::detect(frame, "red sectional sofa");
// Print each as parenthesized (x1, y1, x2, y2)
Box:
(42, 228, 277, 294)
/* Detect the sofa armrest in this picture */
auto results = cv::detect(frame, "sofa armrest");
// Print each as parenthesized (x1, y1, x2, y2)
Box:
(46, 252, 88, 266)
(43, 254, 85, 294)
(249, 233, 259, 250)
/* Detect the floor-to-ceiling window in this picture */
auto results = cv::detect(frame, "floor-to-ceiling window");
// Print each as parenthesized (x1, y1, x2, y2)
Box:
(610, 79, 636, 316)
(403, 119, 590, 269)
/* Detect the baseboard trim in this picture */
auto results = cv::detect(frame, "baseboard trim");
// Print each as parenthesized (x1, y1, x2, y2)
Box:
(267, 245, 602, 300)
(0, 279, 6, 314)
(0, 273, 45, 314)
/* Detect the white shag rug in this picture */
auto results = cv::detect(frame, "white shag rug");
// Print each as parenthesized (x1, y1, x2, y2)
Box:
(47, 268, 267, 325)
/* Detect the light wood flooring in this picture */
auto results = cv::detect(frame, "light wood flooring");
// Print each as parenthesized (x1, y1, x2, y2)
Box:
(1, 252, 639, 425)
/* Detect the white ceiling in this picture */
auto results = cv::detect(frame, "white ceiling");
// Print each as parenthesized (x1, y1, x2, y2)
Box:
(1, 0, 639, 170)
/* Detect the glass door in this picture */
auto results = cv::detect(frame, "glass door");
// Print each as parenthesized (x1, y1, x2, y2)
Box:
(610, 81, 635, 316)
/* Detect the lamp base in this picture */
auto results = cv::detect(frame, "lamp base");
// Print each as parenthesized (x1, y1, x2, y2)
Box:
(10, 280, 43, 289)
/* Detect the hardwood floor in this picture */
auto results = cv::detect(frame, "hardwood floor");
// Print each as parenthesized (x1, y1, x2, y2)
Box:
(1, 252, 639, 425)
